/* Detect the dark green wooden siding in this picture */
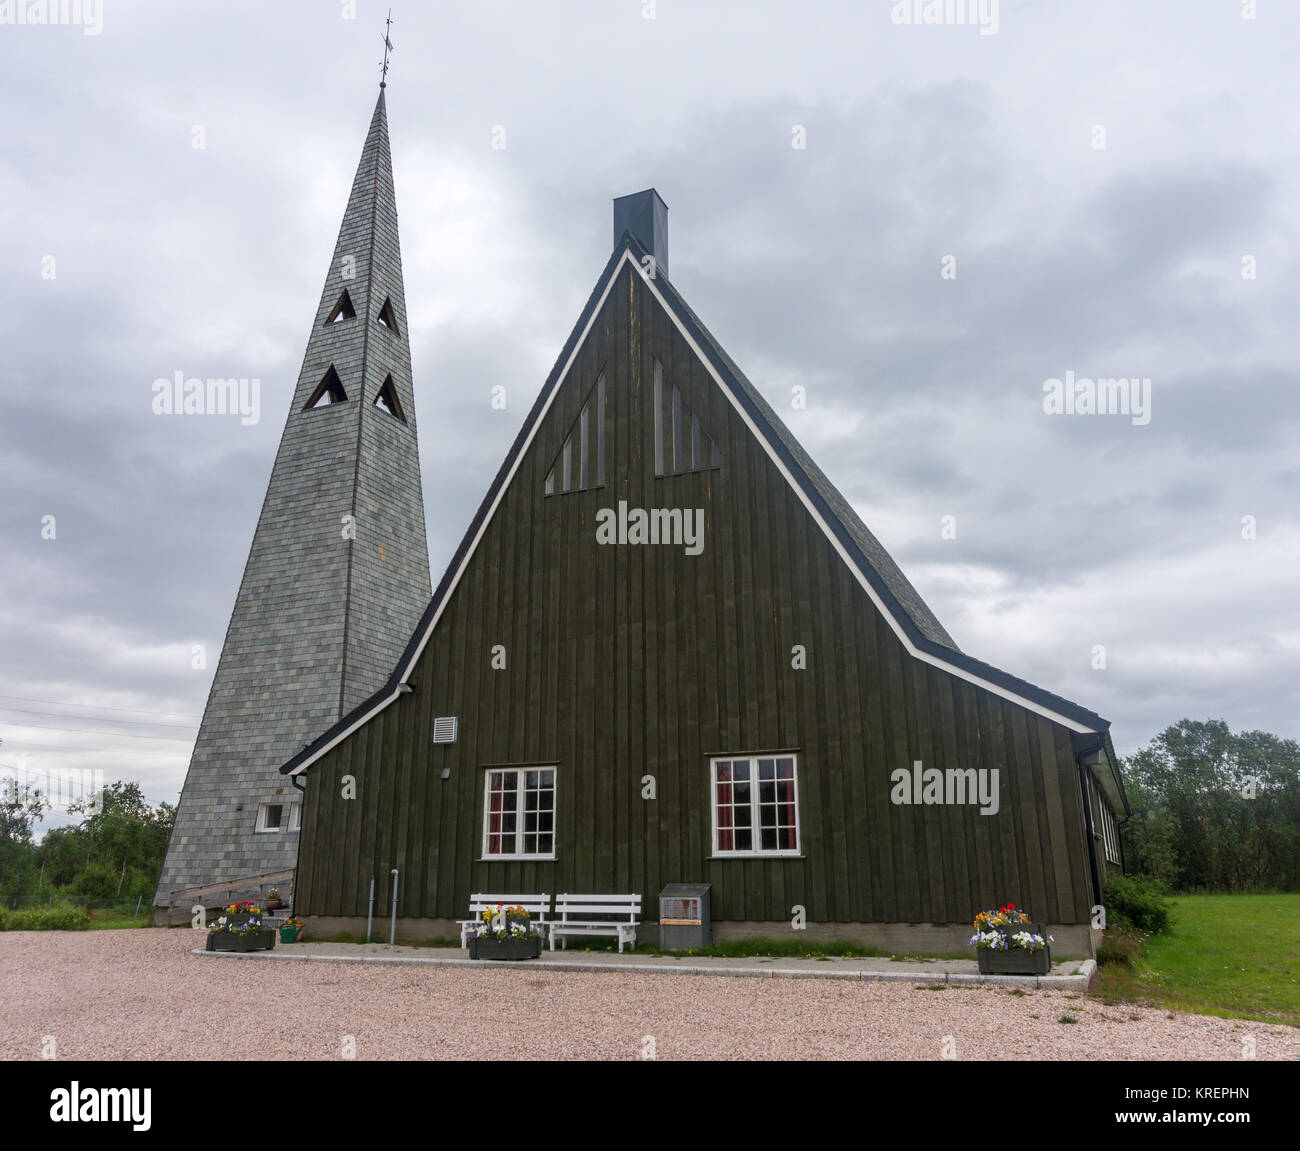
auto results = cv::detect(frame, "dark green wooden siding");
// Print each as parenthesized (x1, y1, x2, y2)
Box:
(296, 264, 1097, 926)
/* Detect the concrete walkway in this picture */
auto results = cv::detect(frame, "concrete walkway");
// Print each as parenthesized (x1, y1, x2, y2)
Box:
(193, 940, 1096, 989)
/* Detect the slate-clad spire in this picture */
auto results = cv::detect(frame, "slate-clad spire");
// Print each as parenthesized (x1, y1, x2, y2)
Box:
(154, 90, 431, 908)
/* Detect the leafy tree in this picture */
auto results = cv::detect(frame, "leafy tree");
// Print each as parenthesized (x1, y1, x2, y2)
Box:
(0, 775, 49, 907)
(1121, 720, 1300, 893)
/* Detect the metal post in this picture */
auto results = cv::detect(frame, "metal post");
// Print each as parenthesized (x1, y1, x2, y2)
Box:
(389, 869, 399, 946)
(134, 895, 142, 919)
(367, 877, 376, 942)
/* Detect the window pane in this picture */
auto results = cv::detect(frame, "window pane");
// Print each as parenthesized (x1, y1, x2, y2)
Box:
(561, 435, 572, 491)
(264, 805, 282, 829)
(735, 825, 752, 852)
(579, 403, 590, 488)
(596, 375, 606, 485)
(653, 361, 664, 475)
(672, 385, 683, 472)
(761, 826, 778, 851)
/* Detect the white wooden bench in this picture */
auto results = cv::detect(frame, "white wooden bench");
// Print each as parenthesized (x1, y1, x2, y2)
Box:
(458, 893, 551, 948)
(548, 893, 642, 953)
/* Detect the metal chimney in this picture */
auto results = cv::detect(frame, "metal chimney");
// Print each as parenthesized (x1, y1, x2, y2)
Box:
(613, 188, 668, 278)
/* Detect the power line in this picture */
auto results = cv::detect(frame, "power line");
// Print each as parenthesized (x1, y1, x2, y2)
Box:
(0, 694, 200, 722)
(0, 720, 195, 743)
(0, 705, 196, 732)
(0, 739, 190, 761)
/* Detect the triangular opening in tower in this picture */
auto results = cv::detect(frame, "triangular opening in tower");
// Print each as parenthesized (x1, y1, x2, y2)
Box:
(326, 289, 357, 325)
(373, 374, 406, 422)
(305, 365, 348, 409)
(544, 373, 606, 495)
(376, 296, 400, 335)
(652, 358, 721, 474)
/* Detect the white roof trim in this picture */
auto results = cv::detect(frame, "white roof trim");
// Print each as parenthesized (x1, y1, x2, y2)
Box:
(289, 250, 1095, 775)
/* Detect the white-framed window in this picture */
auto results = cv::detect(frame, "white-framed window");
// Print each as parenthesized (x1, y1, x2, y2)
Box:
(1098, 796, 1120, 865)
(711, 755, 800, 856)
(482, 767, 556, 859)
(255, 802, 300, 833)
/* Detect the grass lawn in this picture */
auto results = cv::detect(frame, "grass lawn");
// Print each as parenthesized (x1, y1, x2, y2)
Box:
(1091, 893, 1299, 1027)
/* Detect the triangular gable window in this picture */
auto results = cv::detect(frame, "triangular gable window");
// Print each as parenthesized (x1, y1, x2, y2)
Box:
(544, 373, 605, 496)
(376, 296, 399, 334)
(373, 374, 406, 422)
(326, 289, 356, 325)
(304, 365, 348, 409)
(653, 358, 720, 475)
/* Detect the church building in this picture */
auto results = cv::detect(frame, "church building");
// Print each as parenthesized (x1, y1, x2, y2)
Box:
(269, 91, 1128, 957)
(157, 82, 1127, 957)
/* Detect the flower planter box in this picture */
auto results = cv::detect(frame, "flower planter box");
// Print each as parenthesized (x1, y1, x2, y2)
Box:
(207, 929, 277, 953)
(976, 924, 1050, 975)
(468, 935, 541, 961)
(265, 899, 283, 911)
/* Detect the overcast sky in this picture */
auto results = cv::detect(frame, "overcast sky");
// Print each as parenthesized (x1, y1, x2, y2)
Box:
(2, 1, 1297, 830)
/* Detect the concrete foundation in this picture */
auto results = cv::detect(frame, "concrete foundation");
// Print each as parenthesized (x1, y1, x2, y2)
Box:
(301, 916, 1096, 958)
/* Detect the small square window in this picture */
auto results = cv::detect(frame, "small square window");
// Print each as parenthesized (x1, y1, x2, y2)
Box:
(255, 803, 283, 833)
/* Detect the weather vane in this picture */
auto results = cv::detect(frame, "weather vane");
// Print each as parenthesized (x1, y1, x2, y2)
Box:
(380, 9, 394, 88)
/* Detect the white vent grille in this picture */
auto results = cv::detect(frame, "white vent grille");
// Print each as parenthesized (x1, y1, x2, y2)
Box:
(432, 716, 458, 745)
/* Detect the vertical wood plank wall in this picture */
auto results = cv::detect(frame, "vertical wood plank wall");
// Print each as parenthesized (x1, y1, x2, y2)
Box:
(297, 265, 1096, 926)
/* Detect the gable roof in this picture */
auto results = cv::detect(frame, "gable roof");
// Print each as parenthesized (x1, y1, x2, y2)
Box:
(283, 236, 1108, 776)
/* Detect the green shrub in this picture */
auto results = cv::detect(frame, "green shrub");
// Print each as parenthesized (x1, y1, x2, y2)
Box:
(1104, 873, 1173, 935)
(72, 862, 123, 900)
(1096, 926, 1143, 966)
(1, 906, 93, 931)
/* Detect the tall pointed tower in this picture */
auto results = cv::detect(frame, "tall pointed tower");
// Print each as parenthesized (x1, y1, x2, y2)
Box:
(155, 88, 431, 906)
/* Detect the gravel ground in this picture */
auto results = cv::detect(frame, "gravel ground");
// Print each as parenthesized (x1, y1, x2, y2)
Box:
(1, 929, 1295, 1061)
